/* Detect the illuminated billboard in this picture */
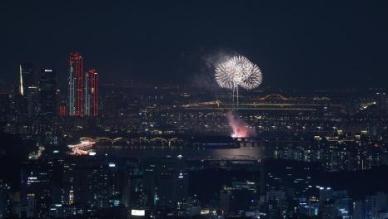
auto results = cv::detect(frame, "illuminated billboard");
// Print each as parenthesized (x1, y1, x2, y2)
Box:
(131, 209, 145, 216)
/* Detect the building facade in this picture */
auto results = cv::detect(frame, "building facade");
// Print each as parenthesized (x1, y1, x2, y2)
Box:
(68, 52, 84, 116)
(84, 69, 98, 116)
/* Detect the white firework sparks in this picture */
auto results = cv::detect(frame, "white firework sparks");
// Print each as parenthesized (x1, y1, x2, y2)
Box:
(215, 56, 262, 105)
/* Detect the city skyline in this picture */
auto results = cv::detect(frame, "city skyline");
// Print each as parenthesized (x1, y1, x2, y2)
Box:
(1, 1, 388, 218)
(1, 0, 388, 89)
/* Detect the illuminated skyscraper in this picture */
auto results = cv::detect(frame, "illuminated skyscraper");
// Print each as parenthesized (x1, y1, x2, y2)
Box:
(19, 63, 34, 97)
(18, 63, 39, 118)
(85, 69, 99, 116)
(68, 52, 84, 116)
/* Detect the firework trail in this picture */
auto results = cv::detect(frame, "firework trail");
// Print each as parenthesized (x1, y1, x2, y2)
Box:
(213, 55, 262, 138)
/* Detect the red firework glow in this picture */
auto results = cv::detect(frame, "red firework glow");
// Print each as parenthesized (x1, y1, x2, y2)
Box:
(226, 111, 256, 138)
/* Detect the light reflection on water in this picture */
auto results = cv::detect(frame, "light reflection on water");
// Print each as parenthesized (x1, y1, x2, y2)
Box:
(99, 146, 263, 160)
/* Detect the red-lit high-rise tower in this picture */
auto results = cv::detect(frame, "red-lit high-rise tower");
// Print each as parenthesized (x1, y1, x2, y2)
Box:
(68, 52, 84, 116)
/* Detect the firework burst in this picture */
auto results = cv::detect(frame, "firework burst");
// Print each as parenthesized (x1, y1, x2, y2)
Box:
(215, 56, 262, 106)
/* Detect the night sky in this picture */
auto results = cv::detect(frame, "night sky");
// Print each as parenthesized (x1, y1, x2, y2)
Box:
(1, 0, 387, 89)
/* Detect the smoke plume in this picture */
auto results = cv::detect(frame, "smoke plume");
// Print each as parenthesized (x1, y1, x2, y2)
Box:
(226, 111, 256, 138)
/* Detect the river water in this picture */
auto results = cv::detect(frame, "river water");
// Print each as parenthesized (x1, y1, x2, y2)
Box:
(97, 146, 264, 160)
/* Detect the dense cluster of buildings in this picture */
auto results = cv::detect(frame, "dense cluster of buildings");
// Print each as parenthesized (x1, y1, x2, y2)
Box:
(8, 51, 99, 121)
(1, 63, 388, 218)
(1, 157, 387, 218)
(0, 52, 99, 144)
